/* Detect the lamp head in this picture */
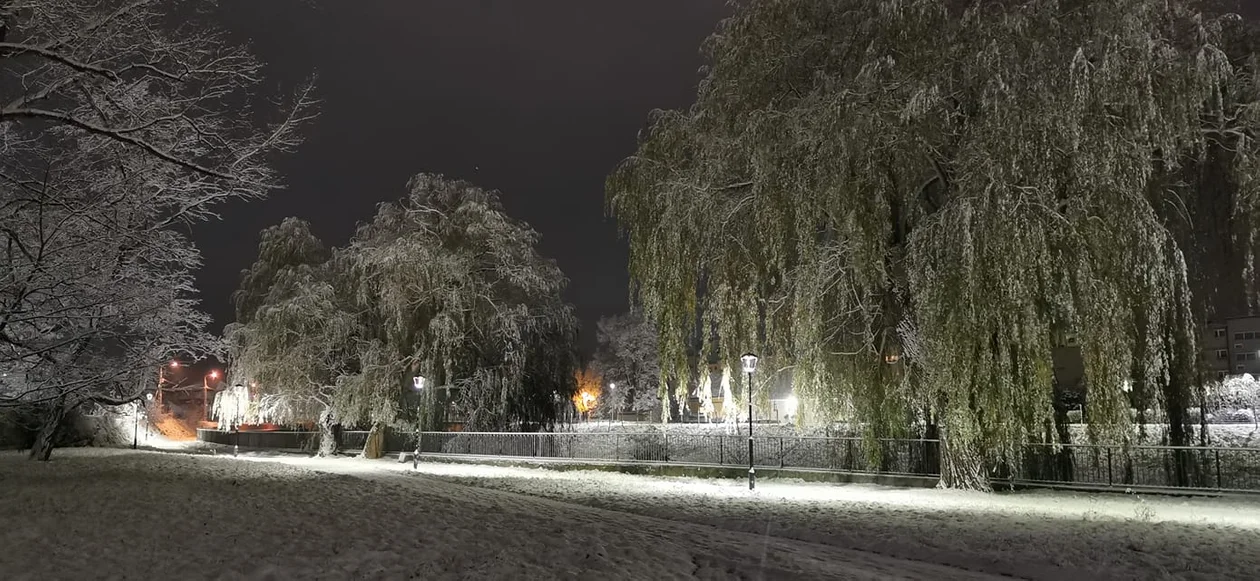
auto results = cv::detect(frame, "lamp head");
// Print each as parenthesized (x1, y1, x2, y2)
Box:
(740, 353, 759, 374)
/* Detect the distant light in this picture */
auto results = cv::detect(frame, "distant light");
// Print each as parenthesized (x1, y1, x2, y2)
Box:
(885, 353, 901, 364)
(784, 393, 798, 417)
(413, 375, 426, 391)
(740, 353, 759, 374)
(146, 393, 154, 401)
(169, 361, 180, 368)
(609, 383, 616, 390)
(208, 370, 219, 379)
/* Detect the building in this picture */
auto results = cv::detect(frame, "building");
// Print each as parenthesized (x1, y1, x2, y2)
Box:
(1203, 316, 1260, 380)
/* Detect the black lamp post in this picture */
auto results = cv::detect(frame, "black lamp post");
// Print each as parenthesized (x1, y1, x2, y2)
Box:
(412, 374, 426, 469)
(741, 352, 759, 490)
(133, 392, 153, 450)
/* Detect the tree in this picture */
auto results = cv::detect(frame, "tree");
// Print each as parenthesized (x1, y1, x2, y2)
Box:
(607, 0, 1260, 489)
(0, 0, 315, 460)
(228, 176, 581, 453)
(224, 219, 352, 456)
(593, 312, 661, 416)
(340, 175, 579, 434)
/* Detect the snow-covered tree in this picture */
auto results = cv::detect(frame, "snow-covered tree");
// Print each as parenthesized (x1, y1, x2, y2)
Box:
(225, 219, 352, 456)
(607, 0, 1260, 489)
(593, 312, 661, 416)
(341, 175, 579, 434)
(0, 0, 314, 460)
(229, 176, 580, 453)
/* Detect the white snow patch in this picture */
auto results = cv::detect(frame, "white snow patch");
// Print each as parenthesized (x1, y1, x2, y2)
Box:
(260, 455, 1260, 580)
(0, 449, 1006, 580)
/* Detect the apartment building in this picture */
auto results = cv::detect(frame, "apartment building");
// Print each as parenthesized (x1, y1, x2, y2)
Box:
(1203, 316, 1260, 380)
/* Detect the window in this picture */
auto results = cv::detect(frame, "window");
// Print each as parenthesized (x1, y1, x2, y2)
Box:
(1215, 328, 1227, 338)
(1217, 349, 1229, 359)
(1236, 333, 1245, 340)
(1238, 332, 1260, 340)
(1242, 353, 1259, 361)
(1218, 371, 1230, 380)
(1238, 365, 1246, 371)
(1236, 344, 1244, 351)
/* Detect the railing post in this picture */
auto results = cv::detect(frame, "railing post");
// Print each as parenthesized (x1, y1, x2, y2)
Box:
(1215, 448, 1223, 490)
(1106, 447, 1113, 486)
(719, 436, 724, 465)
(663, 431, 669, 462)
(779, 437, 785, 468)
(533, 433, 539, 457)
(615, 434, 621, 461)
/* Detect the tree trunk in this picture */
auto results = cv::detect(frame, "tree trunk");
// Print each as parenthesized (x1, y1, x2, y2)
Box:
(317, 408, 340, 457)
(937, 426, 991, 491)
(361, 422, 385, 459)
(29, 399, 69, 461)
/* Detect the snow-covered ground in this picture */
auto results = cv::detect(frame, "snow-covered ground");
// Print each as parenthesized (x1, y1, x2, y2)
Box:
(3, 447, 1257, 579)
(0, 448, 1015, 580)
(313, 456, 1260, 580)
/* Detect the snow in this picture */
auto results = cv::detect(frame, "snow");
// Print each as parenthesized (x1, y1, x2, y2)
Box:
(0, 449, 1012, 580)
(3, 448, 1257, 579)
(310, 456, 1260, 580)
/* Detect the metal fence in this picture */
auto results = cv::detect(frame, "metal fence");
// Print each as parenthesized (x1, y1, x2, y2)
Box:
(416, 431, 940, 476)
(195, 428, 1260, 492)
(1016, 442, 1260, 492)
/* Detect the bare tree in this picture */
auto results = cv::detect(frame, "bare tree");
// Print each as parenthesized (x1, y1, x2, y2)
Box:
(0, 0, 316, 459)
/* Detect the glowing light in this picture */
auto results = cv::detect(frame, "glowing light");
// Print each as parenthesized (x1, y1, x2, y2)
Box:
(784, 394, 798, 417)
(740, 353, 759, 374)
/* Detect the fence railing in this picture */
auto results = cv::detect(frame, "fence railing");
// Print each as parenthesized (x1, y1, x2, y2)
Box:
(194, 428, 1260, 492)
(417, 431, 940, 476)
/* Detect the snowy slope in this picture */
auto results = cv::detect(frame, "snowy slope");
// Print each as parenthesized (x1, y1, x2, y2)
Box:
(0, 449, 1000, 580)
(275, 455, 1260, 580)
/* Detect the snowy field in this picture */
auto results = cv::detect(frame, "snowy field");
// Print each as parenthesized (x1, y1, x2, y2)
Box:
(0, 448, 1017, 580)
(393, 460, 1260, 580)
(2, 448, 1257, 580)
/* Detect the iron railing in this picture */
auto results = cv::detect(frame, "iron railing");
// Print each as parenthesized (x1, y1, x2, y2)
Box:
(194, 428, 1260, 492)
(416, 431, 940, 476)
(1017, 442, 1260, 492)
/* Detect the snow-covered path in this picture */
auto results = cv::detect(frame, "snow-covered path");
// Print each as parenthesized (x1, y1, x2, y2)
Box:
(0, 449, 998, 580)
(260, 454, 1260, 580)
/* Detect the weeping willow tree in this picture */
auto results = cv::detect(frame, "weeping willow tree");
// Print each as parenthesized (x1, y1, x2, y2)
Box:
(608, 0, 1260, 489)
(229, 177, 580, 453)
(333, 174, 579, 434)
(225, 219, 354, 455)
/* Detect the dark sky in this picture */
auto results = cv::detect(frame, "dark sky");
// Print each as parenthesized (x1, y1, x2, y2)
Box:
(195, 1, 731, 354)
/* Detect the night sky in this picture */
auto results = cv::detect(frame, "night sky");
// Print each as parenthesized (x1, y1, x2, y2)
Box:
(196, 1, 731, 354)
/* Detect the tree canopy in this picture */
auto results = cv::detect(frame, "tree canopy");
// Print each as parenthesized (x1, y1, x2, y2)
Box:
(229, 175, 579, 453)
(607, 0, 1260, 489)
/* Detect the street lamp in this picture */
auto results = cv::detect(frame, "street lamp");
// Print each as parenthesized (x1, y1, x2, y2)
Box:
(412, 374, 426, 469)
(203, 370, 219, 423)
(157, 360, 179, 409)
(133, 392, 153, 450)
(740, 352, 759, 490)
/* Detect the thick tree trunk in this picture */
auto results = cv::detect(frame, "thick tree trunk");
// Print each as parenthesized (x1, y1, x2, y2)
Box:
(1051, 392, 1075, 482)
(937, 427, 991, 491)
(361, 422, 385, 459)
(29, 400, 69, 461)
(317, 408, 340, 457)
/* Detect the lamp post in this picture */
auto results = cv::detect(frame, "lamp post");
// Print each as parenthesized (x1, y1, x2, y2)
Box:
(741, 352, 759, 490)
(133, 392, 153, 450)
(157, 360, 179, 409)
(412, 375, 426, 469)
(203, 370, 219, 422)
